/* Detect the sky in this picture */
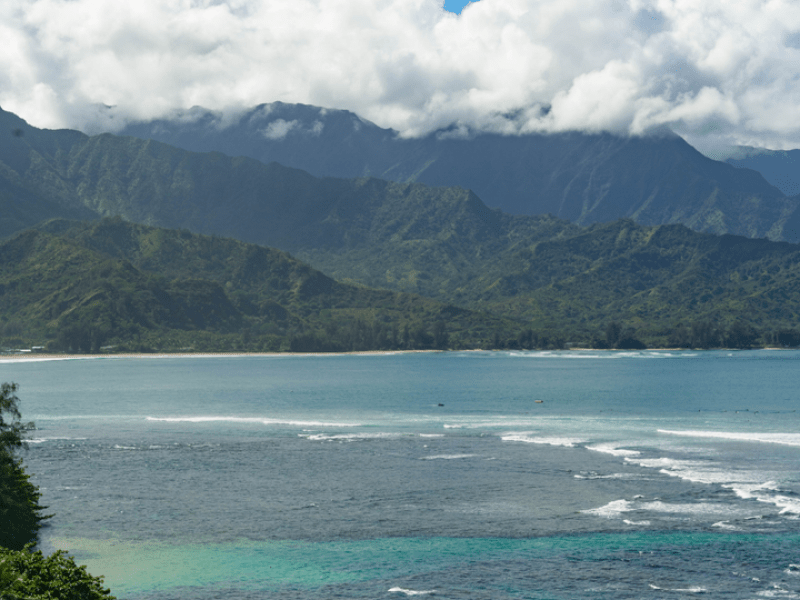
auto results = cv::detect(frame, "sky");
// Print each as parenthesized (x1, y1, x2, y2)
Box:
(444, 0, 473, 13)
(3, 0, 800, 156)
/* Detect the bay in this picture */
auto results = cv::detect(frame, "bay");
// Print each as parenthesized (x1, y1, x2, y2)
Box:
(2, 350, 799, 599)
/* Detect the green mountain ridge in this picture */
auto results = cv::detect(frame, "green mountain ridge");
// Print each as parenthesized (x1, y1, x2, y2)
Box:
(4, 214, 800, 352)
(1, 219, 515, 353)
(293, 214, 800, 346)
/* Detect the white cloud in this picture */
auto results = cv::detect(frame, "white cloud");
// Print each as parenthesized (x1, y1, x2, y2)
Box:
(2, 0, 800, 152)
(262, 118, 299, 140)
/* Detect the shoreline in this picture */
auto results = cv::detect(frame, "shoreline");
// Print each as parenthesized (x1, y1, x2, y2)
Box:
(0, 349, 444, 362)
(0, 347, 788, 362)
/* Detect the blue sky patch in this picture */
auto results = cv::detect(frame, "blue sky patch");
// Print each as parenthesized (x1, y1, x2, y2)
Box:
(444, 0, 475, 14)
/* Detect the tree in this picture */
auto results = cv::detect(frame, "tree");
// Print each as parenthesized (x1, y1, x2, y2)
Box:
(724, 320, 759, 349)
(432, 321, 449, 350)
(0, 383, 50, 550)
(0, 384, 112, 597)
(0, 546, 115, 599)
(776, 328, 800, 347)
(605, 321, 622, 348)
(1, 383, 32, 452)
(691, 320, 719, 349)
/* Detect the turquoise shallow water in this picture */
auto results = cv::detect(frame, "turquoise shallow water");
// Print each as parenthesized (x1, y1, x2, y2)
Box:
(42, 533, 800, 598)
(3, 350, 800, 599)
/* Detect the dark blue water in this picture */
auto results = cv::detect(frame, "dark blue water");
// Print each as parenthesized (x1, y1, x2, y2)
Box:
(2, 350, 800, 599)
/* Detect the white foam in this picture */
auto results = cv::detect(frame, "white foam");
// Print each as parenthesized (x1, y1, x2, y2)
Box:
(586, 443, 641, 457)
(712, 521, 742, 531)
(627, 455, 800, 516)
(762, 495, 800, 515)
(506, 351, 696, 360)
(420, 454, 477, 460)
(388, 588, 436, 596)
(756, 589, 800, 598)
(418, 434, 445, 438)
(27, 437, 87, 444)
(146, 416, 361, 428)
(659, 429, 800, 448)
(725, 481, 781, 500)
(636, 501, 729, 515)
(583, 499, 633, 518)
(626, 457, 701, 470)
(501, 433, 584, 447)
(623, 519, 651, 526)
(649, 584, 707, 593)
(574, 472, 643, 480)
(785, 565, 800, 576)
(584, 499, 748, 519)
(444, 419, 536, 429)
(299, 432, 405, 442)
(625, 456, 753, 485)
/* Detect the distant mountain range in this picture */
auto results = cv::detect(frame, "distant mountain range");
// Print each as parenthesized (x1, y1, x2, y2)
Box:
(115, 102, 800, 242)
(3, 104, 800, 351)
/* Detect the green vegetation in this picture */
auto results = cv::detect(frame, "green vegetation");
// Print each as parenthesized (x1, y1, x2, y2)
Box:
(295, 217, 800, 349)
(0, 547, 114, 600)
(3, 105, 800, 351)
(3, 216, 800, 352)
(0, 383, 114, 599)
(0, 383, 48, 550)
(0, 219, 518, 353)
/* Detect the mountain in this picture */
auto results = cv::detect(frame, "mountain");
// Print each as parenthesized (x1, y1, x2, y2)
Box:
(6, 214, 800, 352)
(0, 110, 97, 237)
(726, 147, 800, 197)
(3, 104, 799, 246)
(292, 212, 800, 347)
(0, 218, 515, 353)
(114, 102, 800, 241)
(3, 106, 800, 349)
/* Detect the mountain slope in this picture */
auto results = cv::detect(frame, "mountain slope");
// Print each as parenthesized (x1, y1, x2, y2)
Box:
(292, 212, 800, 346)
(2, 104, 799, 248)
(478, 220, 800, 340)
(115, 102, 799, 241)
(8, 215, 800, 351)
(0, 113, 98, 236)
(0, 219, 515, 353)
(0, 107, 580, 261)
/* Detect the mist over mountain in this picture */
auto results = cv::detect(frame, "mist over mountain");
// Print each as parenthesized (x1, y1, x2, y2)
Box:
(115, 102, 800, 241)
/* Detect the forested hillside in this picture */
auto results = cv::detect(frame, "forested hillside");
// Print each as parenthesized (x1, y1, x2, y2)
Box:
(294, 217, 800, 348)
(0, 219, 516, 353)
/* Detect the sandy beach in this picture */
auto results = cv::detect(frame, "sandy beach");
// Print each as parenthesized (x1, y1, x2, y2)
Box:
(0, 349, 443, 362)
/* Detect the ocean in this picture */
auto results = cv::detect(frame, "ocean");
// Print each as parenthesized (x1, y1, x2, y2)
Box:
(2, 350, 799, 599)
